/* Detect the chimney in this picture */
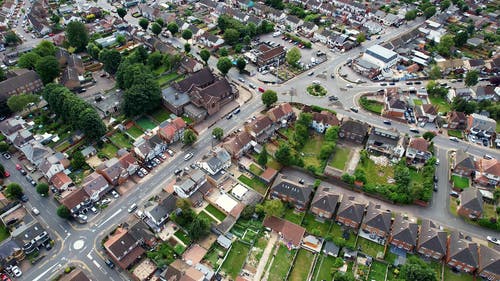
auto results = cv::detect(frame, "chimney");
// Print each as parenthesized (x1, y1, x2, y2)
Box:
(175, 93, 179, 100)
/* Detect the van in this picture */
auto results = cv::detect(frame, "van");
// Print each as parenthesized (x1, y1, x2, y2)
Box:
(272, 31, 281, 37)
(233, 108, 240, 114)
(128, 203, 138, 213)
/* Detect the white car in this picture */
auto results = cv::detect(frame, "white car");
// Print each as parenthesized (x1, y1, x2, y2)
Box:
(128, 203, 138, 213)
(184, 152, 194, 161)
(31, 207, 40, 215)
(11, 266, 22, 277)
(487, 236, 500, 245)
(449, 137, 459, 142)
(101, 198, 112, 205)
(111, 190, 119, 198)
(312, 80, 320, 85)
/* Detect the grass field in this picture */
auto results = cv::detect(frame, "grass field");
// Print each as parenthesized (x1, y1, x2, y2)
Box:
(174, 230, 191, 246)
(448, 130, 463, 139)
(268, 245, 296, 281)
(126, 125, 144, 139)
(357, 157, 394, 185)
(429, 95, 450, 112)
(197, 211, 217, 224)
(205, 204, 227, 222)
(329, 146, 351, 170)
(413, 99, 423, 106)
(360, 97, 383, 114)
(220, 241, 251, 279)
(356, 237, 385, 258)
(283, 207, 304, 225)
(203, 244, 227, 269)
(238, 174, 268, 195)
(301, 213, 331, 236)
(136, 116, 157, 130)
(156, 72, 183, 86)
(249, 164, 264, 176)
(109, 132, 132, 149)
(151, 108, 172, 123)
(100, 142, 118, 158)
(312, 254, 339, 281)
(0, 223, 9, 242)
(451, 175, 470, 189)
(267, 156, 283, 170)
(368, 261, 387, 281)
(289, 249, 314, 281)
(301, 135, 326, 170)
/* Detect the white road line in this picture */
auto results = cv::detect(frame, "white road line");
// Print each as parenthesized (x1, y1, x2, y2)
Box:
(87, 252, 93, 260)
(96, 208, 122, 228)
(32, 263, 60, 281)
(92, 260, 102, 269)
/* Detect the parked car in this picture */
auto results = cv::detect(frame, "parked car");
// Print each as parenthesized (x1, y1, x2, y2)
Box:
(21, 194, 29, 202)
(31, 207, 40, 215)
(91, 207, 98, 214)
(328, 95, 338, 101)
(307, 71, 314, 76)
(487, 236, 500, 245)
(346, 84, 353, 88)
(450, 191, 459, 198)
(11, 266, 21, 277)
(184, 152, 194, 161)
(383, 120, 392, 125)
(167, 149, 174, 156)
(105, 259, 115, 268)
(159, 154, 167, 160)
(101, 198, 112, 205)
(380, 83, 387, 86)
(137, 171, 144, 178)
(111, 190, 119, 198)
(350, 107, 359, 113)
(409, 128, 419, 134)
(258, 87, 265, 93)
(3, 171, 9, 177)
(128, 203, 138, 213)
(153, 158, 161, 165)
(483, 154, 494, 160)
(449, 137, 459, 142)
(174, 169, 182, 175)
(248, 83, 256, 89)
(19, 169, 27, 175)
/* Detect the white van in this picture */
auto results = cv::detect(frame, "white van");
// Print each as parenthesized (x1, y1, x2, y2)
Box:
(272, 31, 281, 37)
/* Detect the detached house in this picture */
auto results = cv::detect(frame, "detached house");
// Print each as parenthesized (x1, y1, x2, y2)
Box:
(133, 135, 166, 163)
(173, 170, 207, 199)
(457, 187, 483, 219)
(310, 186, 340, 219)
(144, 193, 177, 229)
(223, 131, 252, 159)
(406, 137, 432, 164)
(339, 120, 368, 144)
(20, 140, 53, 167)
(104, 227, 145, 270)
(467, 113, 496, 136)
(452, 150, 475, 177)
(389, 214, 418, 252)
(366, 127, 403, 158)
(311, 111, 340, 134)
(417, 219, 448, 260)
(285, 15, 303, 30)
(270, 174, 312, 212)
(82, 172, 110, 202)
(245, 115, 275, 143)
(39, 153, 70, 181)
(158, 117, 187, 144)
(361, 203, 392, 240)
(336, 196, 366, 229)
(415, 104, 438, 123)
(263, 216, 305, 249)
(447, 111, 467, 130)
(51, 172, 74, 192)
(267, 103, 294, 127)
(7, 130, 34, 149)
(478, 245, 500, 281)
(475, 158, 500, 186)
(446, 231, 479, 273)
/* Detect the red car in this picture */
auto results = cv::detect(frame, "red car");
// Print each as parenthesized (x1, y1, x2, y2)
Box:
(258, 87, 265, 93)
(4, 171, 10, 177)
(15, 164, 21, 170)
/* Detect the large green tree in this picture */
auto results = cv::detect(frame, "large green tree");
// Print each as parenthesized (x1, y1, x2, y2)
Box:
(147, 52, 163, 69)
(18, 52, 41, 69)
(35, 56, 60, 84)
(212, 127, 224, 140)
(4, 31, 20, 45)
(275, 143, 292, 166)
(236, 57, 246, 73)
(33, 40, 57, 57)
(405, 10, 418, 20)
(71, 151, 86, 170)
(261, 90, 278, 108)
(437, 34, 454, 57)
(181, 29, 192, 40)
(424, 6, 437, 18)
(139, 18, 149, 31)
(36, 183, 49, 196)
(116, 7, 127, 19)
(183, 129, 197, 145)
(454, 30, 468, 47)
(223, 28, 240, 45)
(7, 94, 40, 112)
(5, 183, 23, 200)
(151, 22, 162, 36)
(57, 205, 71, 219)
(99, 49, 122, 74)
(123, 79, 161, 116)
(187, 217, 210, 241)
(257, 146, 268, 167)
(65, 21, 89, 52)
(399, 256, 437, 281)
(465, 70, 479, 86)
(216, 57, 232, 76)
(429, 65, 442, 80)
(79, 108, 107, 140)
(286, 47, 301, 67)
(167, 22, 178, 35)
(199, 49, 210, 65)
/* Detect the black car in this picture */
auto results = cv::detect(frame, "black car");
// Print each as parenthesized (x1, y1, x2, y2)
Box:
(414, 81, 422, 85)
(174, 169, 182, 175)
(328, 95, 338, 101)
(383, 120, 392, 125)
(105, 259, 115, 268)
(389, 82, 395, 85)
(405, 81, 413, 85)
(409, 128, 419, 133)
(21, 194, 29, 202)
(433, 176, 438, 183)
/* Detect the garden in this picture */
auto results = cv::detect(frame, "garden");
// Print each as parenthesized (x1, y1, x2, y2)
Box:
(203, 244, 227, 269)
(443, 266, 474, 281)
(289, 249, 315, 281)
(429, 95, 450, 112)
(151, 107, 172, 123)
(447, 129, 464, 139)
(451, 175, 470, 190)
(136, 116, 157, 131)
(301, 213, 331, 237)
(204, 204, 227, 222)
(109, 132, 133, 149)
(267, 245, 296, 281)
(220, 241, 251, 279)
(312, 254, 342, 281)
(327, 223, 357, 249)
(173, 230, 191, 246)
(306, 84, 327, 97)
(329, 146, 351, 170)
(238, 174, 268, 195)
(197, 211, 217, 224)
(367, 261, 388, 281)
(98, 142, 119, 159)
(146, 242, 176, 268)
(0, 223, 9, 242)
(283, 207, 305, 225)
(126, 125, 144, 139)
(359, 97, 384, 114)
(356, 238, 385, 258)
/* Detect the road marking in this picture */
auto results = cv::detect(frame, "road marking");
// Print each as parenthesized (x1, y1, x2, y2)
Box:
(87, 252, 93, 260)
(32, 263, 60, 281)
(92, 260, 101, 269)
(96, 208, 122, 228)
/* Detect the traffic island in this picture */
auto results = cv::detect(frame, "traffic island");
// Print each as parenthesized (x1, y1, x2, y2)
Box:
(306, 84, 327, 97)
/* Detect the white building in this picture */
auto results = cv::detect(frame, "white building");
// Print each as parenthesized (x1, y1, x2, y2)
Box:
(362, 45, 399, 69)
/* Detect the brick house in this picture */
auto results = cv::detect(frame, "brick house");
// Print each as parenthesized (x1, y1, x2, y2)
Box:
(389, 214, 418, 252)
(267, 103, 295, 126)
(82, 172, 110, 202)
(452, 150, 475, 177)
(447, 111, 467, 130)
(457, 187, 483, 219)
(104, 227, 145, 270)
(311, 111, 340, 134)
(474, 158, 500, 187)
(263, 216, 305, 249)
(222, 131, 252, 159)
(309, 186, 340, 219)
(365, 127, 403, 158)
(50, 172, 74, 192)
(383, 88, 407, 118)
(339, 120, 368, 144)
(406, 137, 432, 164)
(96, 158, 129, 186)
(446, 231, 478, 273)
(254, 43, 286, 71)
(417, 219, 448, 260)
(335, 196, 366, 229)
(478, 245, 500, 281)
(361, 203, 392, 239)
(269, 174, 312, 212)
(158, 117, 187, 144)
(245, 115, 275, 143)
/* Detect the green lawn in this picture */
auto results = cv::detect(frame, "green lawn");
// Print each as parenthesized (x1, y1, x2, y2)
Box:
(329, 146, 351, 170)
(429, 95, 450, 112)
(301, 134, 325, 170)
(268, 245, 296, 281)
(220, 241, 251, 279)
(203, 244, 227, 269)
(357, 157, 394, 185)
(360, 97, 383, 114)
(312, 255, 339, 281)
(136, 116, 157, 130)
(483, 203, 497, 219)
(448, 130, 463, 139)
(328, 223, 356, 248)
(451, 175, 470, 189)
(151, 108, 172, 123)
(283, 207, 305, 225)
(301, 213, 331, 236)
(356, 238, 385, 258)
(238, 174, 268, 195)
(368, 261, 387, 281)
(100, 142, 119, 158)
(267, 156, 283, 170)
(289, 249, 314, 281)
(443, 266, 474, 281)
(182, 116, 194, 124)
(174, 230, 192, 246)
(109, 132, 132, 149)
(126, 125, 144, 139)
(249, 164, 264, 176)
(205, 204, 227, 222)
(197, 211, 217, 224)
(156, 72, 183, 86)
(413, 99, 423, 106)
(0, 223, 9, 242)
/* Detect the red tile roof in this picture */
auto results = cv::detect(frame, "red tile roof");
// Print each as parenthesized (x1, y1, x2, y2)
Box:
(409, 137, 429, 152)
(51, 172, 73, 189)
(263, 216, 305, 247)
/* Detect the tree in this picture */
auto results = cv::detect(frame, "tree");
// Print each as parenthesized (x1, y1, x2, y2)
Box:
(155, 18, 164, 27)
(167, 22, 178, 35)
(261, 90, 278, 108)
(429, 65, 441, 80)
(465, 70, 479, 86)
(184, 43, 191, 53)
(99, 49, 122, 74)
(35, 56, 60, 84)
(18, 52, 41, 69)
(356, 32, 366, 44)
(333, 272, 355, 281)
(218, 47, 229, 57)
(87, 43, 101, 59)
(0, 164, 4, 177)
(223, 28, 240, 45)
(236, 57, 246, 73)
(256, 199, 284, 217)
(71, 151, 86, 170)
(5, 183, 23, 200)
(188, 217, 210, 241)
(147, 52, 163, 69)
(79, 108, 107, 140)
(7, 94, 39, 112)
(454, 30, 468, 47)
(138, 18, 149, 31)
(440, 0, 451, 10)
(436, 34, 455, 57)
(320, 143, 335, 160)
(183, 129, 197, 145)
(212, 127, 224, 140)
(50, 14, 60, 24)
(216, 57, 232, 76)
(65, 21, 89, 52)
(0, 68, 5, 82)
(151, 23, 162, 36)
(405, 10, 418, 20)
(424, 6, 437, 18)
(36, 183, 49, 196)
(181, 29, 192, 40)
(240, 205, 255, 220)
(286, 47, 301, 67)
(0, 142, 8, 152)
(34, 40, 57, 57)
(325, 126, 339, 142)
(123, 76, 161, 116)
(117, 7, 127, 20)
(395, 164, 411, 191)
(4, 31, 19, 45)
(423, 132, 436, 141)
(275, 143, 292, 166)
(57, 205, 71, 219)
(199, 49, 210, 65)
(257, 146, 268, 167)
(116, 34, 126, 46)
(265, 0, 284, 10)
(399, 256, 437, 281)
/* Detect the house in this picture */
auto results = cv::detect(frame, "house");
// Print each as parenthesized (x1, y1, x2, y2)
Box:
(7, 129, 34, 149)
(447, 111, 467, 130)
(339, 120, 368, 144)
(245, 115, 275, 143)
(311, 111, 339, 134)
(263, 216, 305, 249)
(415, 104, 438, 123)
(310, 186, 340, 219)
(406, 137, 432, 164)
(384, 91, 407, 118)
(314, 29, 335, 45)
(158, 117, 187, 144)
(104, 227, 145, 270)
(446, 231, 478, 273)
(285, 15, 303, 30)
(301, 21, 318, 36)
(475, 85, 498, 101)
(82, 172, 110, 202)
(0, 239, 24, 264)
(127, 220, 157, 248)
(59, 269, 91, 281)
(20, 140, 54, 167)
(478, 245, 500, 281)
(118, 150, 139, 176)
(133, 135, 166, 163)
(39, 153, 70, 181)
(144, 193, 177, 228)
(389, 214, 418, 252)
(198, 32, 225, 48)
(323, 241, 340, 257)
(60, 188, 92, 215)
(96, 158, 129, 186)
(452, 150, 475, 177)
(267, 103, 295, 126)
(335, 196, 366, 229)
(253, 43, 286, 71)
(179, 57, 204, 74)
(457, 187, 483, 219)
(50, 172, 74, 192)
(361, 203, 392, 239)
(0, 70, 43, 106)
(417, 219, 448, 260)
(60, 67, 81, 91)
(467, 113, 496, 136)
(173, 170, 207, 198)
(365, 127, 403, 158)
(222, 131, 252, 159)
(474, 158, 500, 186)
(0, 117, 26, 137)
(269, 174, 313, 212)
(447, 88, 474, 102)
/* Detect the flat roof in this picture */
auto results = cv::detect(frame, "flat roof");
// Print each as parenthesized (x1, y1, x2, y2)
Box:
(215, 194, 238, 213)
(366, 45, 398, 60)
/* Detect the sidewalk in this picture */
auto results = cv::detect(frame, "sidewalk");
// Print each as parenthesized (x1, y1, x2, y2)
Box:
(254, 232, 278, 281)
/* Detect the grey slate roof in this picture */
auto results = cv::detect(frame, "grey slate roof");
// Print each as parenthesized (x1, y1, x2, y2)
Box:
(417, 219, 447, 255)
(323, 241, 340, 257)
(271, 174, 312, 203)
(449, 231, 479, 268)
(337, 196, 366, 224)
(363, 203, 392, 233)
(207, 156, 223, 173)
(479, 245, 500, 276)
(310, 186, 339, 214)
(454, 150, 475, 170)
(391, 214, 418, 246)
(460, 187, 483, 213)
